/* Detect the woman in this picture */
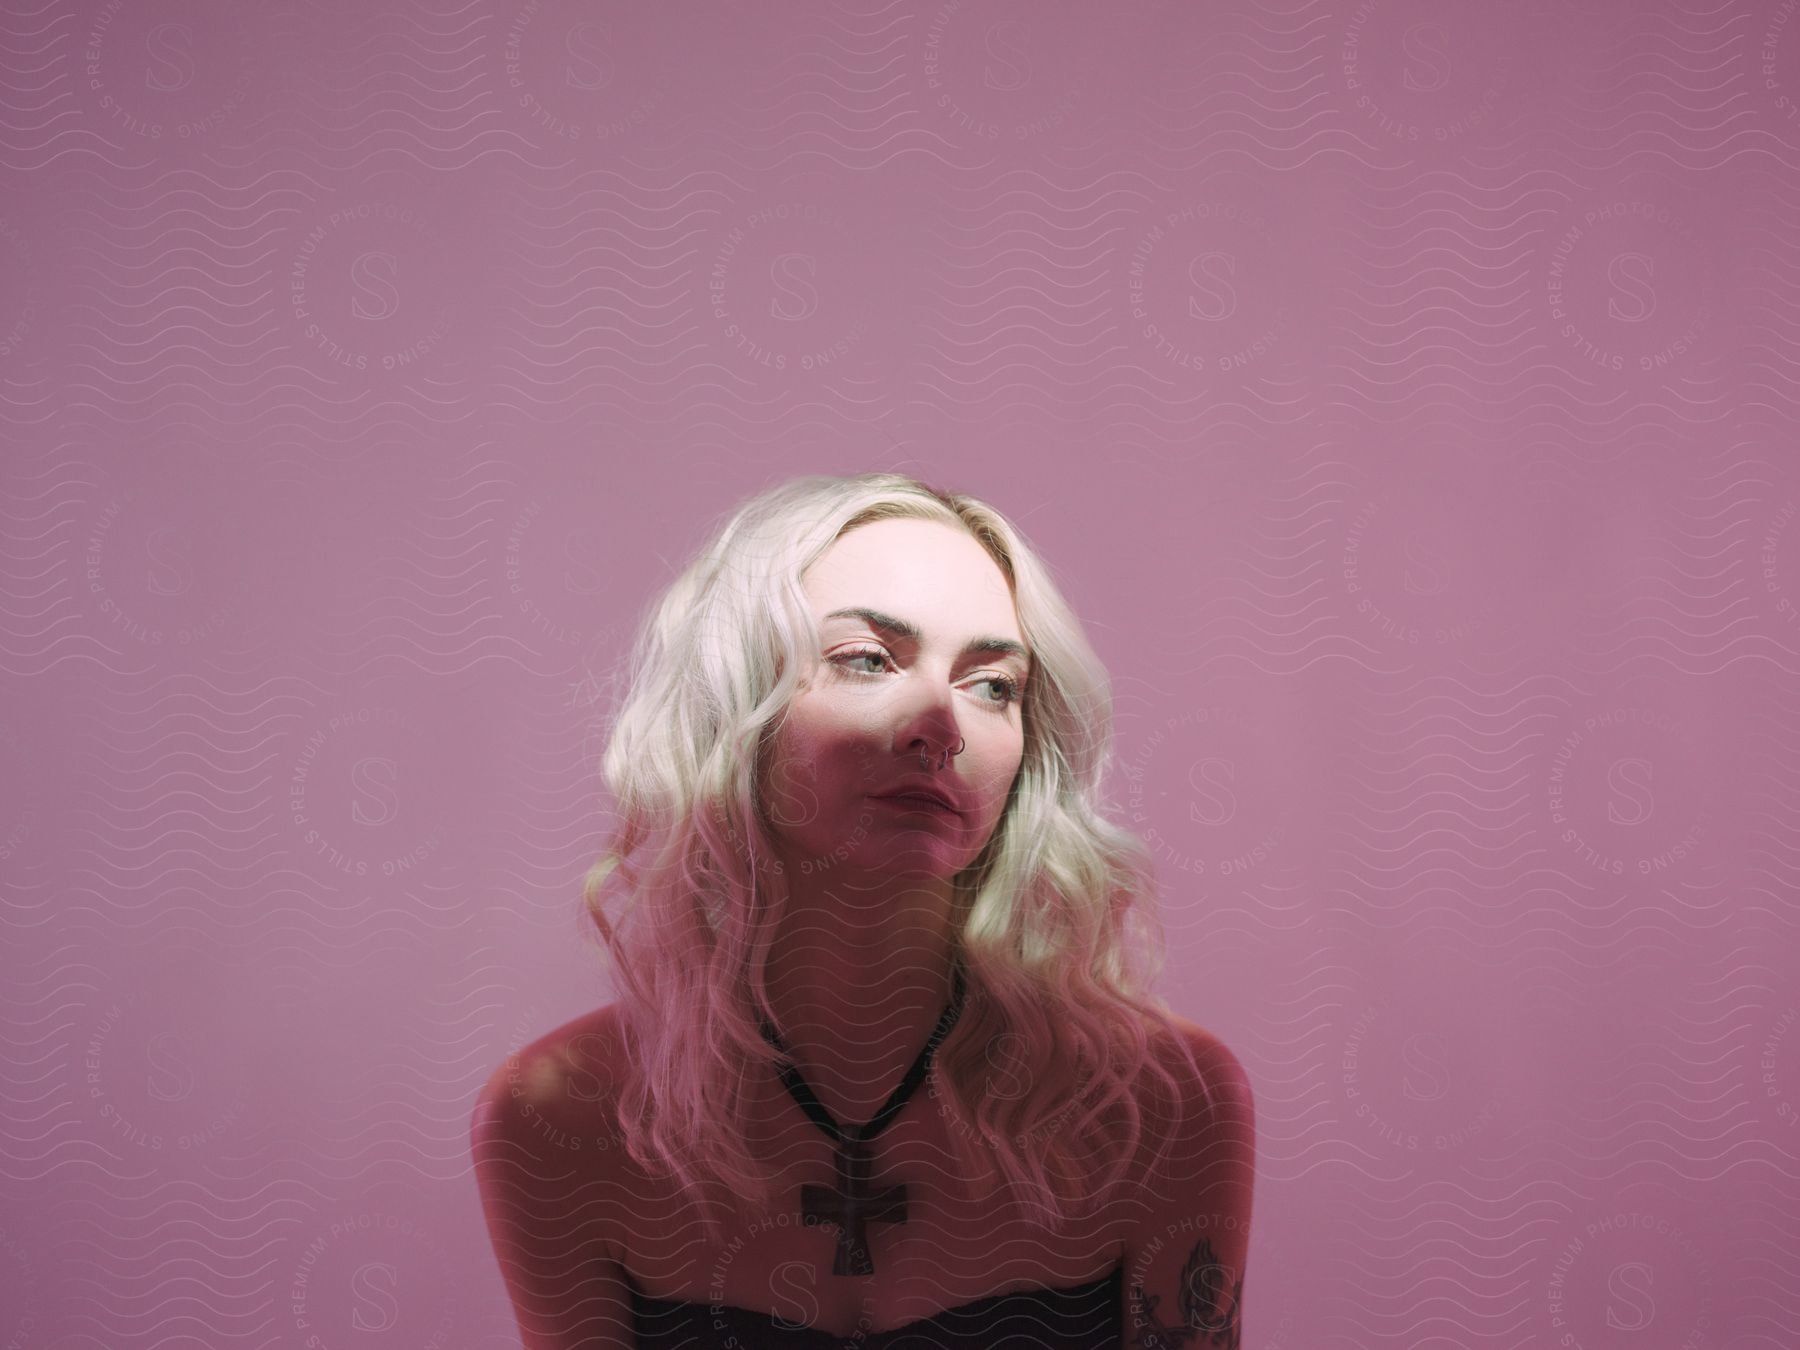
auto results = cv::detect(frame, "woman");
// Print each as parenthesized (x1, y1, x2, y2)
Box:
(472, 472, 1255, 1348)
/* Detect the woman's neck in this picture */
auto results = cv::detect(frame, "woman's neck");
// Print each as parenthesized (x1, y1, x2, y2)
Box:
(761, 885, 961, 1125)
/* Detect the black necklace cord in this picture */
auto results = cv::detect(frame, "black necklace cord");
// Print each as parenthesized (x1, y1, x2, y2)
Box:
(756, 958, 968, 1146)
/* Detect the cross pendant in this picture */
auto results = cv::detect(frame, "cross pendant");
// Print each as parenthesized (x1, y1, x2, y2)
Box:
(800, 1138, 907, 1276)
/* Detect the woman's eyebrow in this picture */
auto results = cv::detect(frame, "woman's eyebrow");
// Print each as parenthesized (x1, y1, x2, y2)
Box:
(823, 606, 1031, 667)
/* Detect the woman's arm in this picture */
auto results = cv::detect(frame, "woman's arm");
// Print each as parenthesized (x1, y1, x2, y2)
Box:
(471, 1045, 637, 1349)
(1121, 1022, 1257, 1350)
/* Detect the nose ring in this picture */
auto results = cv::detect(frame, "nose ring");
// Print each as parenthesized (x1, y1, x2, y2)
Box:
(917, 737, 965, 770)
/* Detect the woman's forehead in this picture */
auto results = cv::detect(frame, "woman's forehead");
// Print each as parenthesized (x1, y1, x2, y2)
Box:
(805, 519, 1016, 619)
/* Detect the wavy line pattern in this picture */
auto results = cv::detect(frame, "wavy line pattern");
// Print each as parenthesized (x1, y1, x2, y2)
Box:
(2, 0, 1797, 1346)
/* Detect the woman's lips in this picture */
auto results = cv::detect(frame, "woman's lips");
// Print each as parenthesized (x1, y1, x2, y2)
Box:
(874, 793, 958, 814)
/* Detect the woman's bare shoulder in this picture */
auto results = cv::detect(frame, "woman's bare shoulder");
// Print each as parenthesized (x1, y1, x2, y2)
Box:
(1134, 1011, 1255, 1142)
(470, 1002, 639, 1273)
(474, 1000, 633, 1144)
(1160, 1013, 1252, 1096)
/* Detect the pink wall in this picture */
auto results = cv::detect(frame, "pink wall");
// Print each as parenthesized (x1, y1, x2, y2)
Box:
(3, 0, 1796, 1345)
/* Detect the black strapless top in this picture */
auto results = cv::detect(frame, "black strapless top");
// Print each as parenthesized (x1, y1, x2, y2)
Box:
(628, 1262, 1123, 1349)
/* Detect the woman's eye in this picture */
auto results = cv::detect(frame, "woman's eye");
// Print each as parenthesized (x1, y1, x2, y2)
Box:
(832, 646, 890, 675)
(981, 675, 1022, 708)
(831, 647, 1021, 710)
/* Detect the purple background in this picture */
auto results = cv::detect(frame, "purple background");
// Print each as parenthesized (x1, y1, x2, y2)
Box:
(3, 0, 1798, 1346)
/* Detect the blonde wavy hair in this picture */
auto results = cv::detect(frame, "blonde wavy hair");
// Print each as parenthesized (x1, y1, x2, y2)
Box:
(580, 471, 1207, 1242)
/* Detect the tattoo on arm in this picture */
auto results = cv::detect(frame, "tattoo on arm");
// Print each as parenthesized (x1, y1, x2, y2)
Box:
(1129, 1236, 1244, 1350)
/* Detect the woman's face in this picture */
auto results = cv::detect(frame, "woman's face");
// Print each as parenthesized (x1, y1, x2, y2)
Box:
(759, 516, 1031, 882)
